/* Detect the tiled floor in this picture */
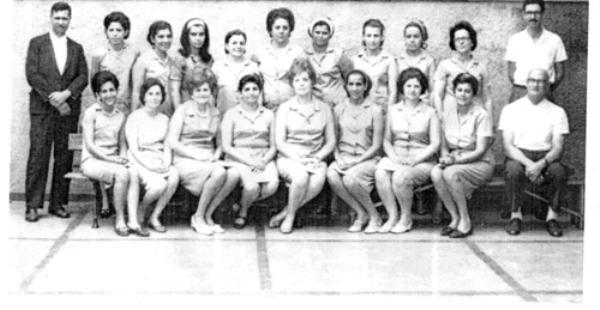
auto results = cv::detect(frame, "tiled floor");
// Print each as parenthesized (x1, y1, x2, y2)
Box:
(7, 200, 583, 305)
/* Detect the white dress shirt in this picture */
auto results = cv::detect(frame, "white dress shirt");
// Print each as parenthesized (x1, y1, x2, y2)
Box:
(49, 31, 68, 75)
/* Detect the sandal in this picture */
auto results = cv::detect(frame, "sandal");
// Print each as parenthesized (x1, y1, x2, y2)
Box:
(114, 226, 130, 237)
(233, 216, 247, 229)
(149, 222, 167, 233)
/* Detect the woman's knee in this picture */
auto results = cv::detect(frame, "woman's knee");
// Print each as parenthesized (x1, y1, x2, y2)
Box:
(263, 180, 279, 198)
(392, 172, 413, 190)
(431, 166, 444, 185)
(289, 171, 310, 188)
(114, 168, 130, 184)
(210, 166, 227, 181)
(227, 168, 241, 182)
(342, 175, 361, 192)
(442, 167, 461, 184)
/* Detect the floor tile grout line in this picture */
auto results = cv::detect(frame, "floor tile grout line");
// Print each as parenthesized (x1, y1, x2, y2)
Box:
(465, 239, 538, 302)
(18, 211, 87, 294)
(255, 224, 272, 292)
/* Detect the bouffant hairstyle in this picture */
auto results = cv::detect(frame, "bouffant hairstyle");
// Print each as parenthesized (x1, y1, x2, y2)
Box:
(103, 11, 131, 39)
(139, 78, 166, 105)
(452, 73, 479, 96)
(397, 67, 429, 95)
(91, 71, 120, 95)
(285, 57, 317, 86)
(184, 66, 219, 97)
(238, 74, 264, 92)
(449, 20, 477, 51)
(266, 8, 295, 35)
(146, 20, 172, 46)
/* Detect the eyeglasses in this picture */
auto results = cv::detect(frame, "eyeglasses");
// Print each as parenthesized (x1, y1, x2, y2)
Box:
(524, 11, 542, 16)
(454, 36, 471, 42)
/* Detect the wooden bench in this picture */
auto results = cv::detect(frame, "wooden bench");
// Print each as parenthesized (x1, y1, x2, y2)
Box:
(64, 133, 109, 228)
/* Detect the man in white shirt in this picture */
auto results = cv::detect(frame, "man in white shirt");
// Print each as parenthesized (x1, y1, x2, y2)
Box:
(24, 2, 88, 222)
(498, 68, 569, 237)
(505, 0, 567, 103)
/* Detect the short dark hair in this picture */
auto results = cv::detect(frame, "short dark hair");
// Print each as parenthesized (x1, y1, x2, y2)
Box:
(362, 19, 385, 47)
(178, 18, 212, 64)
(286, 57, 317, 86)
(397, 67, 428, 95)
(266, 8, 295, 35)
(91, 71, 120, 95)
(523, 0, 545, 13)
(50, 1, 71, 17)
(224, 29, 247, 54)
(313, 20, 331, 33)
(103, 11, 131, 39)
(238, 73, 264, 92)
(452, 73, 479, 96)
(146, 20, 172, 46)
(449, 20, 478, 51)
(184, 67, 219, 96)
(139, 78, 166, 105)
(343, 69, 372, 98)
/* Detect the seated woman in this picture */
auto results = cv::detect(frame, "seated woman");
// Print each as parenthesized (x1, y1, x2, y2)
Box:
(326, 69, 384, 233)
(81, 71, 129, 236)
(221, 74, 279, 229)
(375, 67, 440, 233)
(167, 67, 240, 235)
(431, 73, 494, 238)
(125, 78, 180, 236)
(271, 58, 336, 233)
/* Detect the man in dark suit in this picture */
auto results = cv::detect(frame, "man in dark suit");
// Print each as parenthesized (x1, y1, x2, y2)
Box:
(25, 2, 88, 222)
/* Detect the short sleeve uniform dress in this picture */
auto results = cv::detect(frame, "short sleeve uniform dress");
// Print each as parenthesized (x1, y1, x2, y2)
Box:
(170, 53, 213, 104)
(329, 99, 382, 192)
(276, 97, 333, 179)
(351, 48, 396, 108)
(134, 50, 175, 116)
(440, 104, 494, 198)
(222, 105, 279, 187)
(212, 58, 260, 115)
(172, 101, 222, 193)
(377, 101, 438, 186)
(305, 46, 353, 107)
(92, 43, 138, 113)
(81, 103, 127, 184)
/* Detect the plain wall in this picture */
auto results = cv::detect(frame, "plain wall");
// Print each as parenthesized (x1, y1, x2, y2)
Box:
(10, 0, 588, 195)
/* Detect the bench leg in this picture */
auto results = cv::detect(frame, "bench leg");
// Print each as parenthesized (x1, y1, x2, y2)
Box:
(92, 182, 102, 229)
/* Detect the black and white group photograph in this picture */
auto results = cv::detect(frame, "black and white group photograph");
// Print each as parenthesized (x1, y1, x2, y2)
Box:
(4, 0, 598, 309)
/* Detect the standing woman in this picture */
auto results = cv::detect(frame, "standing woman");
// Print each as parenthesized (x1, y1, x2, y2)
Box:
(431, 73, 494, 238)
(171, 18, 214, 110)
(397, 19, 436, 105)
(212, 29, 259, 115)
(375, 68, 440, 233)
(81, 71, 129, 236)
(132, 21, 175, 115)
(433, 21, 492, 121)
(326, 70, 384, 233)
(167, 67, 240, 235)
(351, 19, 398, 110)
(305, 17, 353, 107)
(221, 74, 279, 228)
(271, 58, 336, 233)
(90, 11, 139, 114)
(126, 78, 180, 236)
(252, 7, 304, 110)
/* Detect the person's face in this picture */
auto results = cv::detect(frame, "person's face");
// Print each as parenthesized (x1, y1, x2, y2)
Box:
(270, 18, 291, 43)
(311, 25, 331, 48)
(523, 4, 544, 29)
(226, 34, 246, 58)
(50, 10, 70, 37)
(191, 83, 213, 105)
(404, 26, 423, 52)
(403, 77, 422, 101)
(240, 82, 261, 104)
(98, 81, 118, 107)
(292, 71, 312, 96)
(143, 85, 164, 110)
(188, 25, 206, 50)
(363, 26, 383, 50)
(105, 22, 126, 46)
(346, 73, 367, 101)
(152, 28, 173, 52)
(453, 29, 473, 53)
(526, 70, 549, 99)
(454, 82, 475, 107)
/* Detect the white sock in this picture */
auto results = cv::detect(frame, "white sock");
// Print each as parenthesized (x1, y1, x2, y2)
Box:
(511, 209, 523, 220)
(546, 207, 558, 221)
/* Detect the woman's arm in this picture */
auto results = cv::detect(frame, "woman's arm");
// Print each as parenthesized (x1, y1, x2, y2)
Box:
(353, 107, 384, 164)
(432, 63, 446, 116)
(313, 106, 336, 161)
(125, 115, 159, 171)
(170, 79, 183, 110)
(275, 105, 303, 162)
(261, 114, 278, 164)
(81, 109, 114, 162)
(221, 113, 255, 166)
(166, 107, 200, 160)
(211, 115, 223, 161)
(130, 55, 146, 112)
(412, 111, 441, 165)
(118, 117, 128, 159)
(452, 135, 491, 165)
(382, 113, 400, 162)
(386, 58, 399, 109)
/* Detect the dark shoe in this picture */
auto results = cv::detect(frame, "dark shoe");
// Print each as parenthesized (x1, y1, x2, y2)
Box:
(129, 226, 150, 237)
(534, 206, 547, 221)
(500, 210, 511, 219)
(48, 205, 70, 219)
(100, 208, 115, 219)
(114, 226, 130, 237)
(505, 218, 522, 236)
(25, 208, 39, 222)
(546, 219, 563, 237)
(449, 227, 473, 239)
(233, 216, 247, 229)
(149, 222, 167, 233)
(440, 226, 455, 236)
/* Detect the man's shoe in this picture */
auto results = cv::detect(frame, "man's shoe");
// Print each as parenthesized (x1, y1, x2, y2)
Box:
(546, 219, 563, 237)
(500, 210, 511, 219)
(25, 208, 39, 222)
(505, 218, 522, 235)
(48, 205, 70, 219)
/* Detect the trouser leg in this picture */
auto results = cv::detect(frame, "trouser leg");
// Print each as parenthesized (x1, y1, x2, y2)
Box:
(49, 114, 78, 206)
(544, 162, 567, 212)
(504, 159, 525, 213)
(25, 114, 52, 210)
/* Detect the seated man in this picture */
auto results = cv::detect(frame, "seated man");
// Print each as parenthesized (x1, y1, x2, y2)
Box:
(498, 68, 569, 237)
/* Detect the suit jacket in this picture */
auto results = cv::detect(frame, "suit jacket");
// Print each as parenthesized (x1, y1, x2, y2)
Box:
(25, 33, 88, 115)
